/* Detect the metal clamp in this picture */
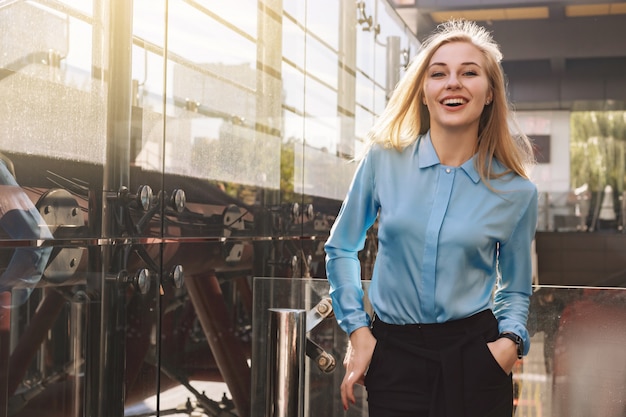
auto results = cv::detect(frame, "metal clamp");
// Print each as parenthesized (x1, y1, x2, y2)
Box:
(116, 269, 151, 295)
(305, 297, 336, 373)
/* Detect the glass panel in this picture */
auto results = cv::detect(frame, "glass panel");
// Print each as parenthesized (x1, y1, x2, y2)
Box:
(283, 14, 306, 69)
(373, 84, 387, 116)
(133, 0, 166, 46)
(1, 240, 161, 417)
(0, 2, 106, 181)
(536, 190, 625, 233)
(282, 7, 306, 241)
(355, 105, 375, 144)
(58, 0, 93, 16)
(526, 286, 626, 417)
(284, 0, 306, 23)
(195, 0, 258, 38)
(139, 240, 253, 416)
(306, 0, 339, 50)
(372, 0, 408, 87)
(296, 143, 357, 201)
(1, 1, 163, 416)
(305, 35, 338, 91)
(251, 278, 626, 417)
(1, 271, 89, 417)
(117, 243, 163, 417)
(356, 22, 375, 78)
(168, 2, 256, 66)
(162, 0, 284, 241)
(355, 71, 375, 113)
(251, 277, 369, 417)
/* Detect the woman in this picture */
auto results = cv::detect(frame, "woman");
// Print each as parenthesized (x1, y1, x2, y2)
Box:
(324, 20, 537, 417)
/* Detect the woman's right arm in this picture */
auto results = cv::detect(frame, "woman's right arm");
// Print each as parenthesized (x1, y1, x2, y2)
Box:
(324, 151, 379, 335)
(325, 150, 380, 410)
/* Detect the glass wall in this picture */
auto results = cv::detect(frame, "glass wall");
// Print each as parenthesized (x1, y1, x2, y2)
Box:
(0, 1, 416, 416)
(1, 1, 624, 417)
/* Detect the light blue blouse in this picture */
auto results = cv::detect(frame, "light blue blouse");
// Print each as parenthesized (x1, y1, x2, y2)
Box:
(324, 131, 538, 355)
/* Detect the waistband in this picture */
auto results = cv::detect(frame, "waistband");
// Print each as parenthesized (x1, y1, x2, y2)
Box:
(371, 309, 496, 340)
(370, 309, 497, 417)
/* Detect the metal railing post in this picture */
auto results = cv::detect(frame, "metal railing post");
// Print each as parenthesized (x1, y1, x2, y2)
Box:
(267, 308, 306, 417)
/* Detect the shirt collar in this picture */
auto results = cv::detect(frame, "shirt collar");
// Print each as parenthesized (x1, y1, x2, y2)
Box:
(417, 131, 481, 184)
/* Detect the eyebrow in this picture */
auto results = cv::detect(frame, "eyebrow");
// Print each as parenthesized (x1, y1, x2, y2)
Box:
(428, 61, 482, 68)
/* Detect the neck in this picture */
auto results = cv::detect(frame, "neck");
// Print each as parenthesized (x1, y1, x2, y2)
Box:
(430, 126, 478, 167)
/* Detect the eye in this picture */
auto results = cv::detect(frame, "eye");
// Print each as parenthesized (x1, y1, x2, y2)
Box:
(463, 70, 478, 76)
(430, 71, 445, 78)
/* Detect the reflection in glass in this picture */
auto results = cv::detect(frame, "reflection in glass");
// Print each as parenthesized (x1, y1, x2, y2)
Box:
(527, 287, 626, 417)
(195, 0, 258, 38)
(305, 35, 338, 90)
(295, 145, 356, 201)
(167, 0, 256, 67)
(306, 0, 339, 50)
(0, 158, 52, 307)
(282, 16, 306, 68)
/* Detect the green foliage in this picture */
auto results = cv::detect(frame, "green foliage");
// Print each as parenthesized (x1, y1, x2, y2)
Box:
(570, 112, 626, 193)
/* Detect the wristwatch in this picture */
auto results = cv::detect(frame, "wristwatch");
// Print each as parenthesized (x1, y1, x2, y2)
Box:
(498, 332, 523, 359)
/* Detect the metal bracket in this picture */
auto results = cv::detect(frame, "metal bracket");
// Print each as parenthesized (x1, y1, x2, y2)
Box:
(111, 185, 188, 293)
(305, 297, 336, 373)
(37, 188, 85, 283)
(306, 297, 333, 333)
(305, 339, 336, 373)
(116, 269, 151, 295)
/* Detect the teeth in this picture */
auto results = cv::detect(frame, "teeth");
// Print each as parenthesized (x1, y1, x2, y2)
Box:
(443, 98, 466, 106)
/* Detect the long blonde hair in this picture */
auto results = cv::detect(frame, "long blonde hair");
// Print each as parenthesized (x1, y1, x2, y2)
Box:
(366, 19, 534, 181)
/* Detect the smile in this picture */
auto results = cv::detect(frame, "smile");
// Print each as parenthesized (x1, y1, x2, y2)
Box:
(442, 98, 467, 107)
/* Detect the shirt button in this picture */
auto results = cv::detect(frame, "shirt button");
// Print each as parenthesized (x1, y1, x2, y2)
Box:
(445, 168, 451, 173)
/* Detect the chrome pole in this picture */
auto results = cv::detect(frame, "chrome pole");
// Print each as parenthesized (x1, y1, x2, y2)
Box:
(70, 291, 88, 417)
(267, 308, 306, 417)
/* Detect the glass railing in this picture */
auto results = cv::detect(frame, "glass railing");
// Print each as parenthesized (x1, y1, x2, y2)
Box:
(251, 277, 367, 417)
(251, 278, 626, 417)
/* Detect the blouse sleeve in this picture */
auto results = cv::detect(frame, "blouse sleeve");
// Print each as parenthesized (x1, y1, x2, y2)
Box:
(493, 186, 538, 355)
(324, 150, 380, 335)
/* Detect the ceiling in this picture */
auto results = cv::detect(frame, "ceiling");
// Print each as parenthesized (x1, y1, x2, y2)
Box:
(390, 0, 626, 111)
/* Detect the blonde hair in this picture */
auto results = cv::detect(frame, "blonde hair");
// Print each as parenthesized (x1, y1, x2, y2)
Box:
(366, 19, 534, 181)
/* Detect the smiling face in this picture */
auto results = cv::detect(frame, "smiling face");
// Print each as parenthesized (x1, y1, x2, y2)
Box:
(422, 41, 492, 136)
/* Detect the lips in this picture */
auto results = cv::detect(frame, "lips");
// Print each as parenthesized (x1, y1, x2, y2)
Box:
(442, 98, 467, 107)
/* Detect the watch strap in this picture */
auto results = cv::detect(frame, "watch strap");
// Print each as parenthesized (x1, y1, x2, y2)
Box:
(498, 332, 523, 359)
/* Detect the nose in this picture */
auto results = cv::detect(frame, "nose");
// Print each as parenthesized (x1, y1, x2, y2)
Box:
(446, 74, 462, 89)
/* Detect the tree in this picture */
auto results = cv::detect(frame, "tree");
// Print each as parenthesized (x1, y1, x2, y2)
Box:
(570, 111, 626, 229)
(570, 112, 626, 193)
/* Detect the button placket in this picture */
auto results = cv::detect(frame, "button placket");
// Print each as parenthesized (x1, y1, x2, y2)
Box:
(420, 167, 455, 316)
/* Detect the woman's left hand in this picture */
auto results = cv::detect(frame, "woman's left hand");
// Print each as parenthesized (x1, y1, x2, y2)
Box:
(486, 337, 518, 374)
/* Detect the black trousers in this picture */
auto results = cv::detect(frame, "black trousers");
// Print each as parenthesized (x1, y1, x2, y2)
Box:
(364, 310, 513, 417)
